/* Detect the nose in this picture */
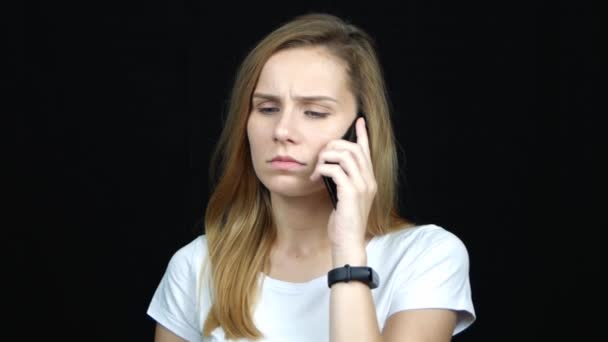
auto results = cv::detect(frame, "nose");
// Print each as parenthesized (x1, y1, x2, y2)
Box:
(273, 107, 298, 143)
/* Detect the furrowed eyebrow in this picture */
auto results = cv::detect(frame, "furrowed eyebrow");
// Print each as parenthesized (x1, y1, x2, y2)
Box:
(252, 93, 338, 103)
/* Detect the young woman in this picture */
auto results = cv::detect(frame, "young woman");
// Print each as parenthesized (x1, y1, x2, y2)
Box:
(148, 13, 475, 342)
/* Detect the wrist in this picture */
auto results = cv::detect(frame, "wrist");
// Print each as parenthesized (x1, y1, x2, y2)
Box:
(332, 247, 367, 267)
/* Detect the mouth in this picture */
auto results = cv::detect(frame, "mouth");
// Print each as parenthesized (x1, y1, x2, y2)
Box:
(267, 154, 307, 171)
(269, 155, 306, 165)
(269, 160, 306, 171)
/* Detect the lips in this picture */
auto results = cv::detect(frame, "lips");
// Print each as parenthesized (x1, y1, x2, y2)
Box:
(269, 155, 305, 165)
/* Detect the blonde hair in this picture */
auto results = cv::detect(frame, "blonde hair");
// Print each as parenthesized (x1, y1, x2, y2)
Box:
(202, 12, 414, 339)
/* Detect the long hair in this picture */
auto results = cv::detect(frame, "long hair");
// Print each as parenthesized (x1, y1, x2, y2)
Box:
(202, 13, 414, 339)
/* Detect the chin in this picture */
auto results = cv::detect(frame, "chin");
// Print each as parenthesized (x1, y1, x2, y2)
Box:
(262, 176, 323, 197)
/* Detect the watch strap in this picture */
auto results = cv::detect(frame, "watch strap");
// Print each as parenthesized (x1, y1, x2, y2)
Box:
(327, 264, 379, 289)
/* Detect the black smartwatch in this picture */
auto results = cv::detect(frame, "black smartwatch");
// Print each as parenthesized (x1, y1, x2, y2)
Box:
(327, 264, 379, 289)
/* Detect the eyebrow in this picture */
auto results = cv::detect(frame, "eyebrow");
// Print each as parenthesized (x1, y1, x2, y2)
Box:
(252, 92, 338, 103)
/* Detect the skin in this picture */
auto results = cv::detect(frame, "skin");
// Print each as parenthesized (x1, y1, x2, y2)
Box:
(247, 46, 368, 270)
(154, 46, 457, 342)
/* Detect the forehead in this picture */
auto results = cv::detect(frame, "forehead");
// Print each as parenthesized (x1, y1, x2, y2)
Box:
(255, 47, 351, 98)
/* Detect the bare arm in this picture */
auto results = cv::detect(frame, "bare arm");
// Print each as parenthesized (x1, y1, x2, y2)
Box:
(154, 323, 187, 342)
(382, 309, 457, 342)
(330, 251, 382, 342)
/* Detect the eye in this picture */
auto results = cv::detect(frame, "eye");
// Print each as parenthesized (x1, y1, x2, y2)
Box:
(305, 110, 329, 118)
(258, 106, 279, 114)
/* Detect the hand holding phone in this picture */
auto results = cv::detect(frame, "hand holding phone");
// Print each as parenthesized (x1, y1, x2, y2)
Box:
(322, 112, 366, 209)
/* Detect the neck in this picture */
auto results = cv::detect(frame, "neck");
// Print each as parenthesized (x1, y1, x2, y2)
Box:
(269, 190, 333, 258)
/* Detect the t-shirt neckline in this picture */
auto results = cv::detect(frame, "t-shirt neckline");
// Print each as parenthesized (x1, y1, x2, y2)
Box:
(261, 235, 378, 292)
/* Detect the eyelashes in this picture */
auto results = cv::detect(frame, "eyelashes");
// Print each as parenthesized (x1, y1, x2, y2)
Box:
(257, 107, 329, 118)
(257, 107, 279, 114)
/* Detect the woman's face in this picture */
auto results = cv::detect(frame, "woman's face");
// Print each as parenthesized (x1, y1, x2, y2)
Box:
(247, 46, 358, 197)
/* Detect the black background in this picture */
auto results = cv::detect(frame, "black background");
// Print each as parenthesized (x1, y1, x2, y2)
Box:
(7, 1, 601, 341)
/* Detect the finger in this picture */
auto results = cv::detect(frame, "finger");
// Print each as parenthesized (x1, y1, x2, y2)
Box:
(324, 139, 374, 180)
(356, 117, 371, 158)
(314, 163, 352, 191)
(312, 150, 367, 189)
(310, 149, 349, 181)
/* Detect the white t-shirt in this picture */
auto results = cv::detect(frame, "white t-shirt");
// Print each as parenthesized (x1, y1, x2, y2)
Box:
(147, 224, 476, 341)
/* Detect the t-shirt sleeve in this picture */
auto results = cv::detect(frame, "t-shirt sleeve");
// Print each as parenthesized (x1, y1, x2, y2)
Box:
(388, 231, 476, 335)
(147, 243, 203, 342)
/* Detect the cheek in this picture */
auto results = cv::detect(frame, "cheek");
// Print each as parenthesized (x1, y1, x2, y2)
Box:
(247, 133, 263, 179)
(246, 115, 253, 140)
(311, 138, 331, 159)
(246, 117, 257, 148)
(247, 119, 265, 160)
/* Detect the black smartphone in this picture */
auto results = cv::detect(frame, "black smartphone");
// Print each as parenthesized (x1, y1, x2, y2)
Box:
(322, 112, 366, 209)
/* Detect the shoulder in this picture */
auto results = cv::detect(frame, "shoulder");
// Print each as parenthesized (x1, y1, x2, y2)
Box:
(165, 235, 208, 276)
(379, 224, 475, 333)
(374, 224, 476, 334)
(148, 235, 210, 341)
(377, 224, 466, 250)
(372, 224, 470, 270)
